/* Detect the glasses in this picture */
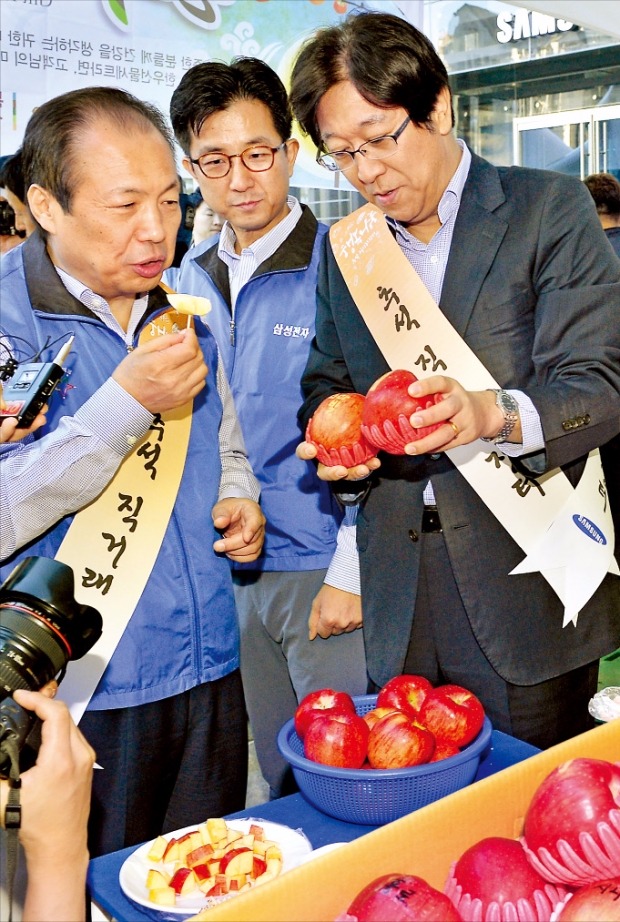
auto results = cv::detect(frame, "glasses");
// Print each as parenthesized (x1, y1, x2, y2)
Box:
(189, 141, 289, 179)
(317, 116, 411, 172)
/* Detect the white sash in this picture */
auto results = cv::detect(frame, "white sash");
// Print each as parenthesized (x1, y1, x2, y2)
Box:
(330, 204, 617, 627)
(55, 306, 194, 724)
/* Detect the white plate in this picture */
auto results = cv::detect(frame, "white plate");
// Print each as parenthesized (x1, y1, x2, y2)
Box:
(119, 817, 312, 917)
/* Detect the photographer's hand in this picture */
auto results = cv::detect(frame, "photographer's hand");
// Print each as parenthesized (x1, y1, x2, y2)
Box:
(0, 689, 95, 922)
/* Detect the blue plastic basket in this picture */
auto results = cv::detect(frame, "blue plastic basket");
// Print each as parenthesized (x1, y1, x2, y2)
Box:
(277, 694, 492, 825)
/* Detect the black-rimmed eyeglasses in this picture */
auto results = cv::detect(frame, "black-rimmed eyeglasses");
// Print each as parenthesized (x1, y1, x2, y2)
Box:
(317, 116, 411, 173)
(189, 141, 289, 179)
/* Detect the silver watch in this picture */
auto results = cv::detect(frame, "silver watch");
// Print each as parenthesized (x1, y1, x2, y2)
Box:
(480, 389, 519, 444)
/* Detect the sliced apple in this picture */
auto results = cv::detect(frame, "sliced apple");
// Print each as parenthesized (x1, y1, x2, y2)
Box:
(162, 837, 180, 863)
(166, 294, 212, 317)
(228, 873, 247, 891)
(219, 846, 253, 877)
(252, 855, 267, 878)
(249, 823, 265, 841)
(169, 866, 197, 896)
(186, 843, 215, 868)
(147, 834, 169, 862)
(146, 868, 171, 890)
(149, 886, 176, 906)
(205, 817, 228, 845)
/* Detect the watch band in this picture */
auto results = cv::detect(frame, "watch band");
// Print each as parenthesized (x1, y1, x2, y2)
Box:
(480, 389, 519, 444)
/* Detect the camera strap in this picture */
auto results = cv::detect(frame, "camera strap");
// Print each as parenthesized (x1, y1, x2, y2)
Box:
(3, 740, 22, 922)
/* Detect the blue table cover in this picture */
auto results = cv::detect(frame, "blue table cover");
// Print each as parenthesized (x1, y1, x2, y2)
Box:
(88, 729, 539, 921)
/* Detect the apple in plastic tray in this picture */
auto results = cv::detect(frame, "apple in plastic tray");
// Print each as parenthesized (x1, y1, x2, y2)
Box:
(305, 392, 375, 467)
(361, 369, 443, 454)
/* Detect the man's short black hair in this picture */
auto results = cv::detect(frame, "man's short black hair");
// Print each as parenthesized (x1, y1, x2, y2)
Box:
(170, 57, 292, 155)
(584, 172, 620, 220)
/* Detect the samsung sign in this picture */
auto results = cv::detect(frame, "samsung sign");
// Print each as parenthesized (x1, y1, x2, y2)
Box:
(497, 9, 575, 43)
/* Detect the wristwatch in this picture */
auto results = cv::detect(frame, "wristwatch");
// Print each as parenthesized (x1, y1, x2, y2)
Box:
(480, 389, 520, 444)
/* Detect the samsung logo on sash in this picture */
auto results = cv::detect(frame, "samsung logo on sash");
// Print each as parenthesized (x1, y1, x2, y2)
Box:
(573, 514, 607, 545)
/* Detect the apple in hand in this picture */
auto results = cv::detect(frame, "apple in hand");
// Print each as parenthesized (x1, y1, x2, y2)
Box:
(376, 674, 433, 719)
(555, 877, 620, 920)
(305, 392, 376, 467)
(361, 369, 443, 454)
(417, 685, 485, 747)
(522, 757, 620, 886)
(304, 711, 370, 769)
(294, 687, 357, 740)
(343, 873, 462, 921)
(444, 836, 567, 922)
(367, 711, 434, 769)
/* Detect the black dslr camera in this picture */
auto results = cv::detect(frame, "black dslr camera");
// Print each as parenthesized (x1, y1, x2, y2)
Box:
(0, 557, 103, 776)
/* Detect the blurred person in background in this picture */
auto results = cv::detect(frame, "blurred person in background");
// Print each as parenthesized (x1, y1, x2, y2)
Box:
(584, 171, 620, 257)
(191, 197, 223, 246)
(0, 150, 37, 239)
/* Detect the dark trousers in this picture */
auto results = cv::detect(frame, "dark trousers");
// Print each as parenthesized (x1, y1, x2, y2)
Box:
(399, 531, 598, 750)
(79, 670, 248, 857)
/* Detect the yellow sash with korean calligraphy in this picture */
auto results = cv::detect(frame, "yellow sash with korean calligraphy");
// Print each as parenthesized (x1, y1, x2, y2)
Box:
(54, 305, 194, 724)
(330, 203, 617, 628)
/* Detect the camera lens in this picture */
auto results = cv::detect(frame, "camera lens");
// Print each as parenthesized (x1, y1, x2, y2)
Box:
(0, 600, 71, 700)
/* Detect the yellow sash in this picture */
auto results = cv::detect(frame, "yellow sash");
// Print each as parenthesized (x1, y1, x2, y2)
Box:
(56, 305, 194, 723)
(330, 204, 617, 627)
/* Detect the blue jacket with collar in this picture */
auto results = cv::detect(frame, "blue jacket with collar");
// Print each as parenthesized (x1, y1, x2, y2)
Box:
(0, 232, 241, 710)
(177, 204, 342, 572)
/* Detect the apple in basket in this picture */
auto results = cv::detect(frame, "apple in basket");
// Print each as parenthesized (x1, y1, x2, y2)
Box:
(294, 688, 357, 740)
(361, 369, 443, 454)
(417, 685, 485, 748)
(444, 836, 568, 922)
(521, 757, 620, 887)
(305, 392, 376, 467)
(303, 710, 370, 769)
(337, 873, 462, 921)
(367, 710, 435, 769)
(376, 674, 434, 719)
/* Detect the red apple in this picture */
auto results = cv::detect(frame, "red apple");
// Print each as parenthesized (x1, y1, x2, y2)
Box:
(522, 758, 620, 887)
(429, 738, 461, 762)
(169, 866, 197, 896)
(444, 836, 568, 922)
(417, 685, 485, 747)
(294, 687, 357, 740)
(305, 392, 375, 467)
(376, 674, 434, 719)
(367, 711, 435, 769)
(555, 876, 620, 920)
(304, 710, 370, 769)
(362, 706, 401, 731)
(361, 370, 443, 454)
(342, 873, 462, 921)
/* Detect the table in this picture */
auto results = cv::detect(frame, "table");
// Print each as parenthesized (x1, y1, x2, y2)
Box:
(88, 730, 539, 921)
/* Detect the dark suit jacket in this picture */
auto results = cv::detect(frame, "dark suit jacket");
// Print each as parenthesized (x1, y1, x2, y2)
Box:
(300, 152, 620, 689)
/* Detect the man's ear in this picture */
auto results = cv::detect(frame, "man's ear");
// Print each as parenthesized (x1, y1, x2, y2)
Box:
(432, 86, 454, 135)
(27, 185, 59, 233)
(285, 138, 300, 177)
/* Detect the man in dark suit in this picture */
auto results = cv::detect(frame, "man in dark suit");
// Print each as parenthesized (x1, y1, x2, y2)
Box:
(289, 12, 620, 748)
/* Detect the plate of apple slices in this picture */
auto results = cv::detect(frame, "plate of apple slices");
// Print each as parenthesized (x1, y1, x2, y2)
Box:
(119, 816, 312, 916)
